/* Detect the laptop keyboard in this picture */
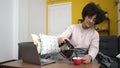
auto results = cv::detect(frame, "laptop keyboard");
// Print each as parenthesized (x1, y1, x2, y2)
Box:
(41, 59, 48, 62)
(41, 59, 54, 63)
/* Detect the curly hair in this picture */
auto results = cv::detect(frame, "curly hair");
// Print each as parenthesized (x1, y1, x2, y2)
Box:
(82, 2, 107, 25)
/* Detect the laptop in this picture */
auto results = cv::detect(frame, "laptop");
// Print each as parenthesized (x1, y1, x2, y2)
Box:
(18, 42, 56, 65)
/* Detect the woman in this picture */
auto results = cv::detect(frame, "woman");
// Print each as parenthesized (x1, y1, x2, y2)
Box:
(58, 2, 106, 64)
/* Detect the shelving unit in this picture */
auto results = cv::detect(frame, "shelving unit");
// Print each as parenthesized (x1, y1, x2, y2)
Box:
(94, 18, 110, 36)
(78, 17, 110, 36)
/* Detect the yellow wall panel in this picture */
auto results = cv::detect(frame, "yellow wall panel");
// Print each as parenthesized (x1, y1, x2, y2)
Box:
(46, 0, 118, 36)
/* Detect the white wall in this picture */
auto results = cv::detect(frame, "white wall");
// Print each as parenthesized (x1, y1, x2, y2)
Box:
(19, 0, 46, 42)
(0, 0, 14, 62)
(0, 0, 46, 62)
(12, 0, 19, 60)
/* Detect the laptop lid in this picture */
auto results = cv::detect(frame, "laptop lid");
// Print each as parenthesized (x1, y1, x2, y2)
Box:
(19, 43, 41, 65)
(18, 42, 56, 65)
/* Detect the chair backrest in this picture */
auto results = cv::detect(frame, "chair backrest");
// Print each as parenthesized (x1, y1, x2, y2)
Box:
(99, 36, 119, 62)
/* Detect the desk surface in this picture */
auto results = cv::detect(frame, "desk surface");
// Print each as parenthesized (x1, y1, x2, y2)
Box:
(0, 60, 100, 68)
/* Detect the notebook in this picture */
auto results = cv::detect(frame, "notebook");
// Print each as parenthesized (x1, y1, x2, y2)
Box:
(18, 42, 56, 65)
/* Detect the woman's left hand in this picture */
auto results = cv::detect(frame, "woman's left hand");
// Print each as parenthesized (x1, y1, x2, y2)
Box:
(82, 55, 92, 64)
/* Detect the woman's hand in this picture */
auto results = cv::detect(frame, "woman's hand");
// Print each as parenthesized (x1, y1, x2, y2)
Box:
(82, 55, 92, 64)
(58, 37, 70, 45)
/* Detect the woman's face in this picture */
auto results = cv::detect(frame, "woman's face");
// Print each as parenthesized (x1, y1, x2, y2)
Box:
(83, 15, 96, 28)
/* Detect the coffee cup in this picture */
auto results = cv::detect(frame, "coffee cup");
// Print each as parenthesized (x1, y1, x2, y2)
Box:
(72, 57, 83, 65)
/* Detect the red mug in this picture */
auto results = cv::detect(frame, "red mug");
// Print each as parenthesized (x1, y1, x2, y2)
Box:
(72, 57, 83, 65)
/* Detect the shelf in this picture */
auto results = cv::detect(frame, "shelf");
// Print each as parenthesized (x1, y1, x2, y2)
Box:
(94, 17, 110, 36)
(78, 17, 110, 36)
(97, 29, 109, 32)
